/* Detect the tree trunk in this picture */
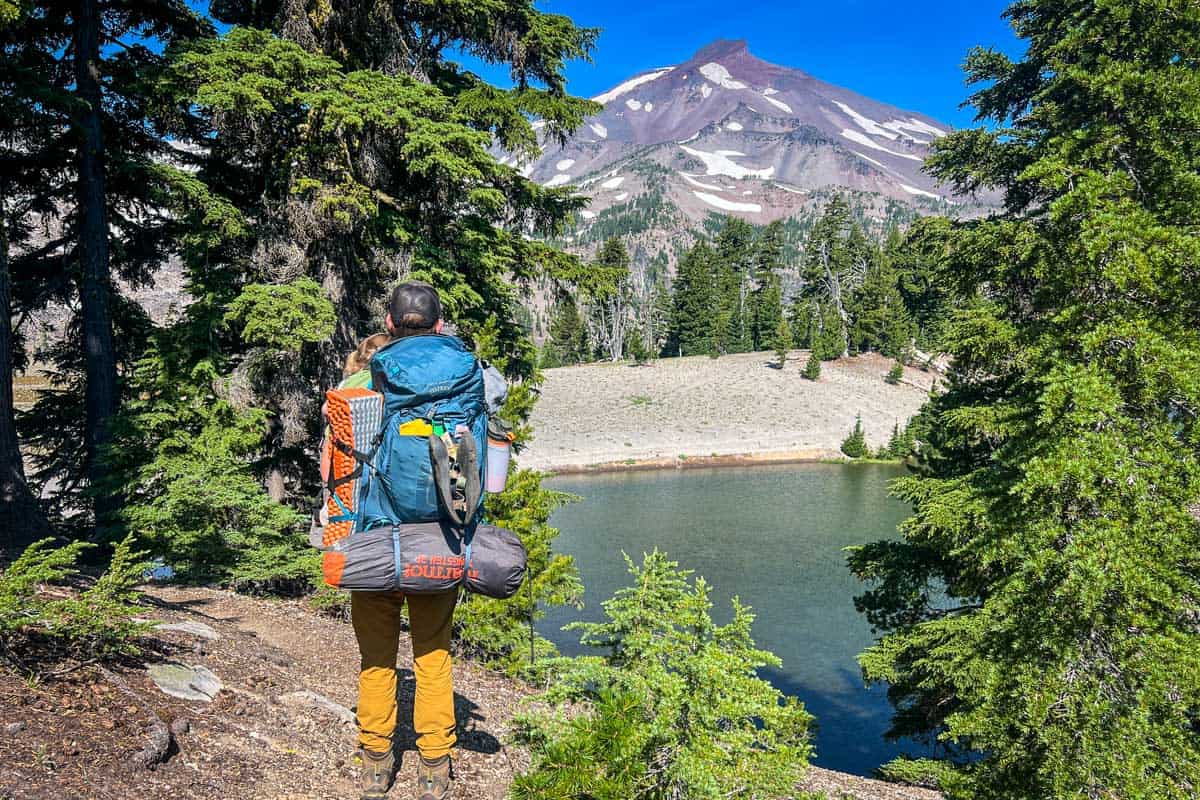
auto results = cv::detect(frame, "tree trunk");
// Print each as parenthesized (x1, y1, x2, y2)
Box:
(0, 217, 52, 555)
(73, 0, 121, 527)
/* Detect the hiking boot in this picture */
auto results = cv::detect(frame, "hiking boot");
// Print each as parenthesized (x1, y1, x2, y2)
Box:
(358, 747, 395, 800)
(415, 754, 452, 800)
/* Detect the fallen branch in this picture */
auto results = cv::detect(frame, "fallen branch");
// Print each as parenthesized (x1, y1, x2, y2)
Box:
(96, 665, 172, 769)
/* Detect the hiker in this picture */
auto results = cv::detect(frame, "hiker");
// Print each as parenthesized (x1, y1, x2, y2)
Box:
(343, 332, 391, 383)
(352, 282, 461, 800)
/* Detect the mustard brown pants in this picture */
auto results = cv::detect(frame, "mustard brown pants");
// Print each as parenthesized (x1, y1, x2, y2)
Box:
(351, 589, 458, 759)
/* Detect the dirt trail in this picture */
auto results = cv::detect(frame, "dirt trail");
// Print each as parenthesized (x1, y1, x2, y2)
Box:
(0, 586, 939, 800)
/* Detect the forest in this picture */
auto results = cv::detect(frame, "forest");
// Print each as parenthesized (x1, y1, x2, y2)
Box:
(2, 0, 1199, 798)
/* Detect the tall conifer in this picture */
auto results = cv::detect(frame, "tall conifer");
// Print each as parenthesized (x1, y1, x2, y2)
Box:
(850, 3, 1200, 796)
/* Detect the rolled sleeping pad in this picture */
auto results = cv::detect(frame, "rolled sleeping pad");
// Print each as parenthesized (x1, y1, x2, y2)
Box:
(321, 521, 527, 599)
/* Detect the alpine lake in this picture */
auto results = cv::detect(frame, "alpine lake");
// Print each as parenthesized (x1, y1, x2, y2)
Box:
(541, 462, 933, 777)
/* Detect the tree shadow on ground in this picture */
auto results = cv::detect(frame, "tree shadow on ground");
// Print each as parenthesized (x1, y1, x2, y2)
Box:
(392, 668, 501, 756)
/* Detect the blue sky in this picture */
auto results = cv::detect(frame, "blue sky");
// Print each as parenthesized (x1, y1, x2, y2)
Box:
(193, 0, 1024, 129)
(466, 0, 1023, 129)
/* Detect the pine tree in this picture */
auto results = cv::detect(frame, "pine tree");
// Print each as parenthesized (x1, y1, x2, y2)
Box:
(840, 414, 867, 459)
(511, 552, 812, 799)
(849, 3, 1200, 797)
(667, 243, 717, 357)
(712, 218, 755, 354)
(802, 350, 821, 381)
(798, 197, 861, 358)
(772, 318, 792, 370)
(545, 295, 589, 366)
(750, 220, 787, 351)
(586, 237, 633, 362)
(884, 361, 904, 385)
(4, 0, 211, 534)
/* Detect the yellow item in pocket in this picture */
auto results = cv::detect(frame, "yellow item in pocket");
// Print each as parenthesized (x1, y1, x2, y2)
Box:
(398, 419, 433, 437)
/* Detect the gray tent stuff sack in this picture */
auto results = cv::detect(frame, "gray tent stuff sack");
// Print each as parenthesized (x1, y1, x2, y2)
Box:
(321, 521, 526, 599)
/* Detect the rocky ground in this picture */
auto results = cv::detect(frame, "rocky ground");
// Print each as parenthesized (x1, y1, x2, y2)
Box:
(521, 351, 939, 473)
(0, 585, 939, 800)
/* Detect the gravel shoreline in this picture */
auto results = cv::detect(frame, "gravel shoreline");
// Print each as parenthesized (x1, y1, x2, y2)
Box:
(521, 351, 938, 474)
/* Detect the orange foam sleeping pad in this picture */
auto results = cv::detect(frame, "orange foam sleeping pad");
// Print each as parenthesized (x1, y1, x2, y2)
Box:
(323, 387, 385, 547)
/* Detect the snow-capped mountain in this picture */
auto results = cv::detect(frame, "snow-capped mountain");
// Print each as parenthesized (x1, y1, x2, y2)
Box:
(506, 39, 987, 238)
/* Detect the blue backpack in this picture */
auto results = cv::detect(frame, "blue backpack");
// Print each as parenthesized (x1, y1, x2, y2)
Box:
(353, 334, 489, 533)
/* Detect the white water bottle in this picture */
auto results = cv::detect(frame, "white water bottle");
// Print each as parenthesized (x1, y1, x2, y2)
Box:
(485, 419, 514, 493)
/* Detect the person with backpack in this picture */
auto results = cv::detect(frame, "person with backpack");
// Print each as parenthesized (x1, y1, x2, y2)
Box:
(350, 281, 479, 800)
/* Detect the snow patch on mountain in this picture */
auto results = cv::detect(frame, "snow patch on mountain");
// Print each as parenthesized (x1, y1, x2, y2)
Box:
(589, 123, 608, 139)
(850, 151, 894, 172)
(725, 121, 744, 131)
(763, 87, 779, 96)
(613, 192, 629, 201)
(680, 172, 725, 191)
(701, 83, 713, 99)
(699, 62, 748, 90)
(899, 183, 942, 200)
(774, 182, 806, 194)
(625, 98, 643, 111)
(833, 101, 898, 140)
(679, 131, 701, 144)
(592, 67, 674, 105)
(839, 129, 923, 161)
(715, 149, 746, 157)
(580, 210, 597, 219)
(693, 191, 762, 213)
(644, 102, 654, 112)
(601, 175, 626, 190)
(555, 159, 576, 171)
(680, 145, 775, 179)
(882, 118, 947, 139)
(543, 174, 571, 187)
(762, 95, 794, 113)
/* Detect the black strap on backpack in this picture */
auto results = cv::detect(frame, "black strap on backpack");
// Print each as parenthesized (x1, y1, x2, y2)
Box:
(428, 430, 480, 529)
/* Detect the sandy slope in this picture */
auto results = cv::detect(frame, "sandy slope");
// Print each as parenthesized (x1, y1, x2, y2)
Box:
(520, 351, 938, 472)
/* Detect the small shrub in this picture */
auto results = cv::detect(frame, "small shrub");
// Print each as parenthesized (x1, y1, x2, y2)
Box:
(802, 350, 821, 380)
(453, 469, 583, 675)
(841, 414, 868, 459)
(0, 536, 151, 666)
(885, 361, 904, 385)
(511, 551, 814, 800)
(626, 331, 650, 365)
(773, 318, 793, 369)
(876, 757, 959, 791)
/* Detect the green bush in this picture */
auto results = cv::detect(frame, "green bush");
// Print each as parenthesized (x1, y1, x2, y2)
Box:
(0, 536, 150, 666)
(884, 360, 904, 385)
(773, 318, 792, 369)
(455, 469, 583, 675)
(876, 757, 959, 792)
(510, 551, 814, 800)
(802, 350, 821, 380)
(840, 414, 868, 458)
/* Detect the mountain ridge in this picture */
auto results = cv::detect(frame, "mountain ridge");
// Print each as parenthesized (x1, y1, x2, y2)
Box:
(500, 38, 997, 272)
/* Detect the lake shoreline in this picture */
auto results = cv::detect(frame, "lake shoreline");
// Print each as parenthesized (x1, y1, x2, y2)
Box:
(536, 448, 907, 476)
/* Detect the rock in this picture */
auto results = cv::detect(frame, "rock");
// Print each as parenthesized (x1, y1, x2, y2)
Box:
(274, 690, 357, 726)
(4, 721, 26, 735)
(169, 717, 191, 736)
(155, 621, 220, 641)
(147, 662, 223, 702)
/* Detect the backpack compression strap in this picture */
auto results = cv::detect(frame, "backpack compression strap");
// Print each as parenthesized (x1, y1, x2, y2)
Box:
(428, 431, 480, 529)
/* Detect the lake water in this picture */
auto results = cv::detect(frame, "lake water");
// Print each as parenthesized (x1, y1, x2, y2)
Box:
(542, 462, 929, 776)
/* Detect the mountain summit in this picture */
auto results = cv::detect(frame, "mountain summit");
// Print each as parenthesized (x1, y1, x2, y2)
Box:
(506, 39, 986, 242)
